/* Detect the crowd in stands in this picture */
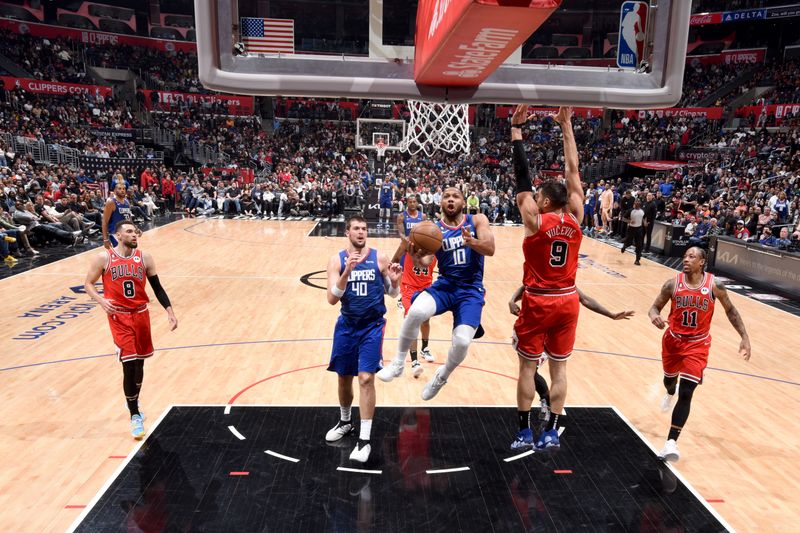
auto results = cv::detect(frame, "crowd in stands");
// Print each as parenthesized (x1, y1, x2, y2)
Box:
(0, 29, 86, 83)
(678, 62, 751, 107)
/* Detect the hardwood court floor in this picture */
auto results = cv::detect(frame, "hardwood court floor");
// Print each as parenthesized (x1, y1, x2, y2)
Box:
(1, 218, 798, 532)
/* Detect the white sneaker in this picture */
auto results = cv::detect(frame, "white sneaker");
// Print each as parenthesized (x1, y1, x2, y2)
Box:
(325, 420, 354, 442)
(659, 439, 680, 463)
(420, 347, 435, 362)
(422, 366, 447, 401)
(349, 440, 371, 463)
(412, 361, 424, 379)
(377, 360, 404, 382)
(660, 393, 676, 413)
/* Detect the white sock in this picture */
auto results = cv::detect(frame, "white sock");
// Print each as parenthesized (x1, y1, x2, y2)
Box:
(359, 419, 372, 441)
(340, 406, 351, 422)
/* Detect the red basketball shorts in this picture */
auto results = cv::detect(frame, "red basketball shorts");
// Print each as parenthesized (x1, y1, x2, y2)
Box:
(512, 291, 579, 361)
(661, 329, 711, 384)
(108, 307, 154, 362)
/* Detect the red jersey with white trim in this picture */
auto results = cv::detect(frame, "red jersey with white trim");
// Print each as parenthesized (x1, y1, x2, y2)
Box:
(402, 253, 436, 292)
(102, 248, 150, 309)
(522, 212, 583, 291)
(667, 272, 715, 337)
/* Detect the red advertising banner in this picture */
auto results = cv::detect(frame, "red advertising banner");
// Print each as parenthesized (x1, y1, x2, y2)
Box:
(0, 76, 113, 97)
(688, 47, 767, 66)
(737, 103, 800, 124)
(141, 90, 255, 115)
(0, 17, 196, 53)
(689, 12, 724, 26)
(626, 107, 724, 119)
(495, 106, 603, 119)
(200, 167, 255, 184)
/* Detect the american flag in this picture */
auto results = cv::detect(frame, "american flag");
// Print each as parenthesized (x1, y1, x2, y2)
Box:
(240, 17, 295, 54)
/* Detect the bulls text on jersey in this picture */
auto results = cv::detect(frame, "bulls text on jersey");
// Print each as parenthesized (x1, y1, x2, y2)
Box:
(110, 263, 145, 281)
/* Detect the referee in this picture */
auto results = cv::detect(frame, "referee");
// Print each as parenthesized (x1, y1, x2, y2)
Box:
(621, 200, 645, 265)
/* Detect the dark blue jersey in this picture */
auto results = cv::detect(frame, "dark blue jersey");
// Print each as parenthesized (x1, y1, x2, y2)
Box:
(402, 210, 423, 237)
(435, 214, 484, 288)
(380, 183, 393, 203)
(107, 197, 132, 233)
(338, 248, 386, 324)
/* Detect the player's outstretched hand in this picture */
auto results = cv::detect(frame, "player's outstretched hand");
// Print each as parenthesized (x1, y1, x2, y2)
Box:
(408, 242, 432, 260)
(739, 338, 751, 361)
(552, 106, 574, 126)
(612, 310, 635, 320)
(508, 301, 520, 316)
(99, 298, 122, 315)
(167, 309, 178, 331)
(387, 262, 402, 283)
(651, 314, 666, 329)
(511, 104, 529, 127)
(461, 226, 475, 247)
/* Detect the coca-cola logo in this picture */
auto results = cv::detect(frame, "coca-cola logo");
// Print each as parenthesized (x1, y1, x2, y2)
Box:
(690, 14, 714, 25)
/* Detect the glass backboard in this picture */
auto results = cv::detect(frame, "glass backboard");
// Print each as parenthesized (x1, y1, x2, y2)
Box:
(195, 0, 691, 109)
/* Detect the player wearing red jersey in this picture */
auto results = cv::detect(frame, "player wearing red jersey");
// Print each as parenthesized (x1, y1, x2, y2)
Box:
(648, 247, 750, 462)
(84, 220, 178, 439)
(510, 105, 584, 451)
(391, 195, 437, 378)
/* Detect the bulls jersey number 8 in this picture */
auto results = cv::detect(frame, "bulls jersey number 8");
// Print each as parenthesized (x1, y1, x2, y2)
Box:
(549, 240, 569, 267)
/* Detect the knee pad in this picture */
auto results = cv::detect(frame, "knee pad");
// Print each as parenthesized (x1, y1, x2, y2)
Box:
(406, 292, 436, 325)
(451, 325, 476, 351)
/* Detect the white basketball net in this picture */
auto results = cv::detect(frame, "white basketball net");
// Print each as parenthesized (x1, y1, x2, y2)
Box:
(402, 100, 470, 157)
(375, 140, 387, 159)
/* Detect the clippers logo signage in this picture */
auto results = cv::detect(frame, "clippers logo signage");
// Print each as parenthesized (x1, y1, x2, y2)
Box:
(617, 1, 648, 70)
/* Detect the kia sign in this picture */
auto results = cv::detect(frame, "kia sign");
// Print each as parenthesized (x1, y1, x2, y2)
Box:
(617, 1, 649, 70)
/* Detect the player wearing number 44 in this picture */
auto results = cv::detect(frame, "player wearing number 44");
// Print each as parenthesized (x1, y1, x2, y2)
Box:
(84, 220, 178, 440)
(378, 188, 495, 401)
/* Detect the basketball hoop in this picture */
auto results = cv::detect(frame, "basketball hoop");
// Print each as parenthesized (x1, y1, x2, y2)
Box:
(402, 100, 470, 157)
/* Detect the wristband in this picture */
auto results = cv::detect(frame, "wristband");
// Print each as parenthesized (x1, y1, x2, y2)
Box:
(331, 285, 345, 298)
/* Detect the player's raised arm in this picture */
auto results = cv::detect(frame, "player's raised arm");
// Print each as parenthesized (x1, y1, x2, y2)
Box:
(391, 238, 408, 264)
(553, 107, 584, 224)
(327, 250, 360, 305)
(462, 213, 495, 256)
(648, 278, 675, 329)
(713, 279, 751, 360)
(511, 104, 540, 235)
(395, 212, 406, 241)
(577, 288, 634, 320)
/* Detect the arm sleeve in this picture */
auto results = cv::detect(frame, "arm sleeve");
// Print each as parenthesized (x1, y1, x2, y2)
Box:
(512, 140, 532, 193)
(147, 275, 172, 309)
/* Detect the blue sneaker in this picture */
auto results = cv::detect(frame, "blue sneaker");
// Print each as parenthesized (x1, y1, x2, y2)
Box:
(511, 428, 534, 450)
(535, 428, 560, 450)
(130, 414, 145, 440)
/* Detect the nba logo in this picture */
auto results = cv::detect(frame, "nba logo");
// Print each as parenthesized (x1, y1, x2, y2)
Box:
(617, 1, 649, 70)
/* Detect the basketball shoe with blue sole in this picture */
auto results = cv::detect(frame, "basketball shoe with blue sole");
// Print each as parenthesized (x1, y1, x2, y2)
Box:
(130, 414, 145, 440)
(535, 428, 560, 450)
(511, 428, 534, 450)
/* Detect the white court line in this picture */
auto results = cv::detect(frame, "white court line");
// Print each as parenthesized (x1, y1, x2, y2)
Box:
(337, 466, 382, 475)
(66, 405, 174, 532)
(426, 466, 471, 474)
(503, 450, 535, 463)
(611, 406, 737, 532)
(228, 425, 246, 440)
(265, 450, 300, 463)
(224, 404, 232, 415)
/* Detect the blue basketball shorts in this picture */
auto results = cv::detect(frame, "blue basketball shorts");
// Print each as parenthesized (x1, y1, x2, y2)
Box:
(328, 316, 386, 376)
(414, 277, 484, 329)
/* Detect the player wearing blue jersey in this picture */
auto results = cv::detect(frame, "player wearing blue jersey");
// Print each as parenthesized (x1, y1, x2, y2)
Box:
(378, 180, 395, 231)
(379, 188, 495, 400)
(103, 180, 133, 248)
(326, 215, 402, 463)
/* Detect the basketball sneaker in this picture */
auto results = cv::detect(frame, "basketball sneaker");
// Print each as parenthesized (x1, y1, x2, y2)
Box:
(377, 360, 404, 382)
(325, 420, 354, 442)
(420, 347, 435, 362)
(534, 428, 560, 450)
(421, 366, 447, 400)
(411, 361, 424, 378)
(349, 439, 371, 463)
(659, 439, 680, 463)
(511, 428, 534, 450)
(130, 414, 145, 440)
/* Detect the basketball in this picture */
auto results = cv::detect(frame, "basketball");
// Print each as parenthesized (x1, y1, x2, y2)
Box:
(409, 221, 443, 254)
